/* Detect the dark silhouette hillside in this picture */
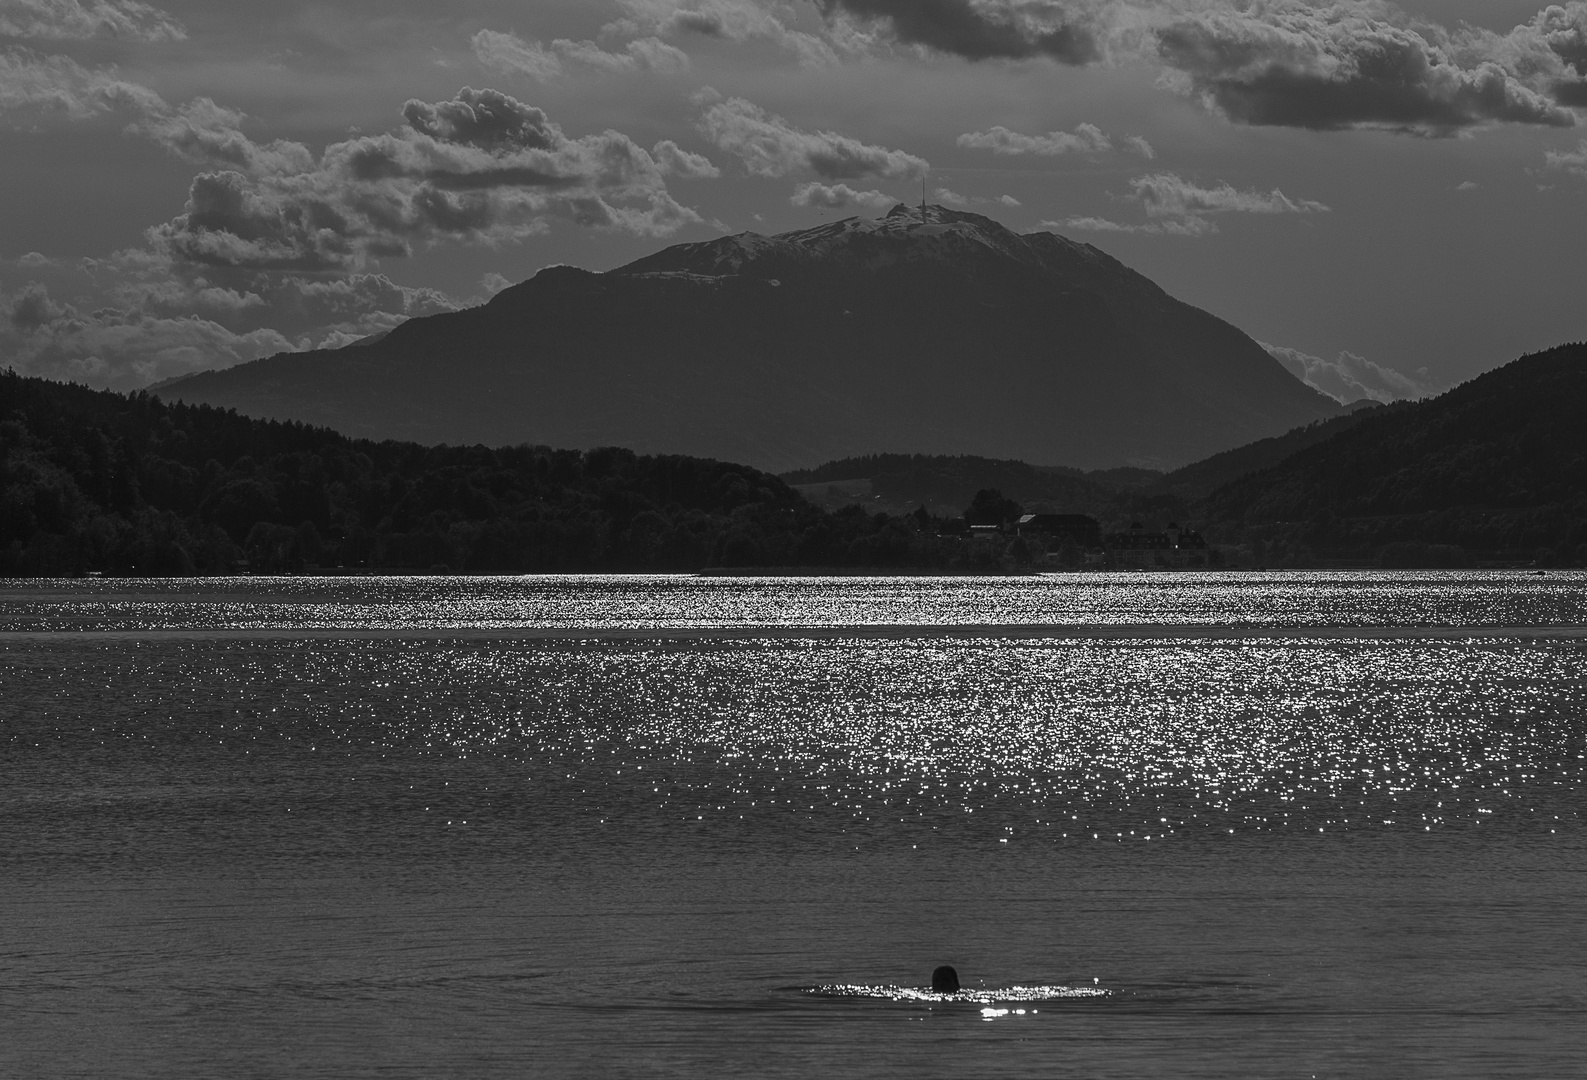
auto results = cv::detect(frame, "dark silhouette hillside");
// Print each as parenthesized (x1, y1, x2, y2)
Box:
(1204, 342, 1587, 564)
(157, 204, 1340, 472)
(0, 371, 1024, 575)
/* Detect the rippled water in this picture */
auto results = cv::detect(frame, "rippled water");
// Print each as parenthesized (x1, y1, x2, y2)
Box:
(3, 574, 1586, 1078)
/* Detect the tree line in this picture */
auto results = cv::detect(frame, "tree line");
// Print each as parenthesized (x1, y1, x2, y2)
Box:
(0, 371, 1025, 575)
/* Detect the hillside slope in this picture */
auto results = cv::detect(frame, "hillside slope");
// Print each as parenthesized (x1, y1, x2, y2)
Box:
(1205, 342, 1587, 559)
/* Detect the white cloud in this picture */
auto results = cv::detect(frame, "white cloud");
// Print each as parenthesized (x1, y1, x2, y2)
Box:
(1047, 214, 1214, 237)
(1131, 172, 1329, 219)
(652, 138, 720, 178)
(1122, 134, 1155, 159)
(791, 180, 892, 208)
(0, 45, 164, 119)
(0, 0, 184, 42)
(934, 186, 1020, 209)
(1262, 342, 1432, 404)
(471, 29, 689, 81)
(613, 0, 840, 67)
(957, 122, 1111, 155)
(1545, 138, 1587, 176)
(699, 95, 926, 180)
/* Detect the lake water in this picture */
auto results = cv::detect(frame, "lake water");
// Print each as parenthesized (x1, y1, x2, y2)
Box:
(3, 572, 1585, 1078)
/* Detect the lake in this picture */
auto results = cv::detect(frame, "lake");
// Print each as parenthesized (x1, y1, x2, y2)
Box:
(3, 573, 1584, 1078)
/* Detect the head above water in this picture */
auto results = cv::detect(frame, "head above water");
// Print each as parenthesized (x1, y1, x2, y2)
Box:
(931, 965, 960, 994)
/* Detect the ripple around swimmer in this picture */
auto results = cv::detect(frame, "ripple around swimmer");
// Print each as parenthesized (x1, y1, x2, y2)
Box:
(805, 984, 1110, 1003)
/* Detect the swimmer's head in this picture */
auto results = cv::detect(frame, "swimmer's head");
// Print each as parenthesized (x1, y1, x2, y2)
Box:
(931, 965, 960, 994)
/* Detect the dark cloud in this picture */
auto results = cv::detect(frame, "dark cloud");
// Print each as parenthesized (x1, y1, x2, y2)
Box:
(8, 280, 65, 330)
(814, 0, 1101, 63)
(141, 88, 704, 274)
(1155, 2, 1580, 135)
(402, 87, 558, 151)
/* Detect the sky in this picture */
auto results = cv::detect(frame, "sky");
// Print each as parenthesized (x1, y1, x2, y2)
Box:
(1, 0, 1585, 404)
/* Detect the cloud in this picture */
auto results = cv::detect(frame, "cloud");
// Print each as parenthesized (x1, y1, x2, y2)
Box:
(471, 29, 689, 80)
(1122, 133, 1155, 158)
(957, 121, 1111, 155)
(1130, 171, 1329, 218)
(1154, 0, 1583, 136)
(1545, 137, 1587, 176)
(613, 0, 840, 67)
(1, 81, 712, 386)
(0, 45, 164, 119)
(2, 279, 296, 390)
(791, 180, 893, 208)
(1455, 179, 1479, 190)
(1047, 214, 1213, 236)
(935, 186, 1020, 207)
(1262, 342, 1431, 403)
(470, 29, 563, 80)
(4, 258, 469, 389)
(0, 0, 184, 42)
(0, 48, 318, 178)
(812, 0, 1103, 64)
(699, 95, 927, 180)
(1044, 171, 1325, 236)
(132, 97, 317, 175)
(652, 138, 720, 177)
(139, 87, 706, 273)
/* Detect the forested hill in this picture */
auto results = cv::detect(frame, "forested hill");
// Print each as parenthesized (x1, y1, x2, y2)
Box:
(0, 371, 978, 575)
(1204, 342, 1587, 562)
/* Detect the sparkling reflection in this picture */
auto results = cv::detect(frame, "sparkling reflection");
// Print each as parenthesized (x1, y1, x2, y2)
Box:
(807, 985, 1104, 1003)
(8, 633, 1583, 844)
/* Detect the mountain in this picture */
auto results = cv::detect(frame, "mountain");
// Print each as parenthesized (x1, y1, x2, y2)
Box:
(1204, 342, 1587, 561)
(157, 204, 1342, 473)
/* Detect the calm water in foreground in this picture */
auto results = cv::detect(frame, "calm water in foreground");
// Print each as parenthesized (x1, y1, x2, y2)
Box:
(3, 573, 1585, 1078)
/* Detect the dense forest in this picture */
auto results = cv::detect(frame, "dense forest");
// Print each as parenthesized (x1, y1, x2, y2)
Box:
(0, 370, 1013, 575)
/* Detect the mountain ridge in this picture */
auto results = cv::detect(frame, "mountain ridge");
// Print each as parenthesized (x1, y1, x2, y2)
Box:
(158, 204, 1342, 472)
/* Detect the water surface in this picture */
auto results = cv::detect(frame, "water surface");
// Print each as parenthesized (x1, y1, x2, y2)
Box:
(3, 573, 1584, 1077)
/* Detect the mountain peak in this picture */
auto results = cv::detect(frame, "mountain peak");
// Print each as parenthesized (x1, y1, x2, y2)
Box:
(615, 203, 1053, 281)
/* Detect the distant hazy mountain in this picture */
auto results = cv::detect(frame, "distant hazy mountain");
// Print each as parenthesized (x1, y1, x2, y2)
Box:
(158, 204, 1342, 472)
